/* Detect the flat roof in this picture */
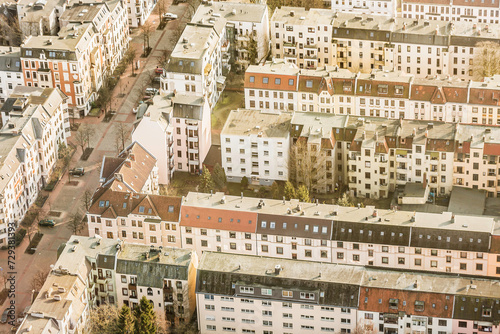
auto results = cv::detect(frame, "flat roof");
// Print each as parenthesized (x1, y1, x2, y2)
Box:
(448, 186, 486, 216)
(221, 109, 292, 138)
(192, 2, 267, 24)
(183, 192, 496, 233)
(117, 243, 192, 266)
(199, 252, 500, 298)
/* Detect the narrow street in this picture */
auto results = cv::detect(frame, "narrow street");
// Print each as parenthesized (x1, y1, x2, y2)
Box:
(0, 2, 189, 330)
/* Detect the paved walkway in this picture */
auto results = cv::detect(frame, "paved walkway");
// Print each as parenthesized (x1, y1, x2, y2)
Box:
(0, 2, 189, 329)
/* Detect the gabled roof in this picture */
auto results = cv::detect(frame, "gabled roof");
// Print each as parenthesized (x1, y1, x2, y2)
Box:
(99, 141, 157, 194)
(89, 189, 181, 223)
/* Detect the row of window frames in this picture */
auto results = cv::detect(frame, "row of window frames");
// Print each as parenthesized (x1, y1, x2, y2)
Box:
(184, 215, 252, 224)
(97, 201, 175, 213)
(338, 229, 483, 244)
(224, 148, 283, 157)
(99, 219, 178, 231)
(224, 137, 284, 146)
(261, 221, 328, 234)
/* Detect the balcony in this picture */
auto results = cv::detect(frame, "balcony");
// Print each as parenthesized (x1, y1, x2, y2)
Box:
(304, 54, 317, 60)
(128, 283, 137, 290)
(283, 41, 296, 47)
(304, 44, 317, 49)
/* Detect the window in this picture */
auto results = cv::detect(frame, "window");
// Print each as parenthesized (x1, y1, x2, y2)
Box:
(263, 77, 269, 84)
(240, 287, 254, 294)
(282, 290, 293, 298)
(275, 78, 281, 85)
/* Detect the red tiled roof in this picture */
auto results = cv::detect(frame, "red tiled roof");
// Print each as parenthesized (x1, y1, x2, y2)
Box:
(180, 206, 257, 233)
(484, 142, 500, 155)
(89, 189, 181, 222)
(469, 88, 500, 106)
(359, 287, 453, 318)
(430, 87, 446, 104)
(245, 72, 297, 91)
(456, 141, 470, 154)
(442, 87, 468, 103)
(411, 84, 438, 102)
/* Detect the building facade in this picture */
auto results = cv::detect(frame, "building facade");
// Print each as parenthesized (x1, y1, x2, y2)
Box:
(221, 109, 291, 185)
(196, 251, 500, 334)
(402, 0, 500, 23)
(0, 87, 68, 246)
(271, 7, 500, 81)
(0, 47, 24, 105)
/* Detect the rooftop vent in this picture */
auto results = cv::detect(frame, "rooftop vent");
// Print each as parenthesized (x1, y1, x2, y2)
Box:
(275, 265, 282, 275)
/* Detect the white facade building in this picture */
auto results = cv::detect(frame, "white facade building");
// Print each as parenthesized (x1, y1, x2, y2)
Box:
(221, 109, 291, 185)
(332, 0, 397, 17)
(0, 86, 67, 246)
(126, 0, 156, 27)
(0, 47, 24, 104)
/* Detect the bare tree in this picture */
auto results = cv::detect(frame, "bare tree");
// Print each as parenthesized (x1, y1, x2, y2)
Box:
(67, 211, 85, 235)
(87, 304, 120, 333)
(21, 13, 42, 37)
(288, 138, 328, 193)
(157, 49, 170, 69)
(114, 123, 130, 153)
(125, 47, 137, 76)
(82, 188, 93, 211)
(74, 126, 88, 153)
(26, 221, 38, 244)
(473, 41, 500, 79)
(0, 14, 21, 46)
(30, 269, 49, 292)
(82, 125, 96, 149)
(156, 0, 168, 21)
(140, 21, 154, 57)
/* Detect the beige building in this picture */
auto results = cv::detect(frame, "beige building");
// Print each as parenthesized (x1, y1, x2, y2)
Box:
(0, 86, 68, 246)
(99, 141, 159, 195)
(271, 7, 500, 81)
(87, 189, 182, 248)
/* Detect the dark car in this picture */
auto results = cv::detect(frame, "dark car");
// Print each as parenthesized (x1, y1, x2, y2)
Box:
(38, 219, 55, 227)
(69, 167, 85, 176)
(1, 308, 9, 324)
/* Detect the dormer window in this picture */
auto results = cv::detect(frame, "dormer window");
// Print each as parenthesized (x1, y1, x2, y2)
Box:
(306, 80, 313, 88)
(378, 84, 388, 94)
(395, 86, 404, 95)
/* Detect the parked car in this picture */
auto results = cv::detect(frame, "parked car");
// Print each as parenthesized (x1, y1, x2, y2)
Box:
(145, 88, 159, 96)
(69, 167, 85, 176)
(162, 13, 178, 20)
(155, 67, 164, 75)
(1, 309, 8, 324)
(38, 219, 55, 227)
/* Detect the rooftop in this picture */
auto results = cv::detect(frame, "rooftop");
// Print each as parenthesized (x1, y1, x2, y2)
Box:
(0, 46, 21, 72)
(22, 22, 94, 53)
(221, 109, 292, 138)
(402, 182, 428, 198)
(183, 192, 496, 233)
(117, 243, 193, 266)
(192, 1, 267, 24)
(198, 252, 500, 298)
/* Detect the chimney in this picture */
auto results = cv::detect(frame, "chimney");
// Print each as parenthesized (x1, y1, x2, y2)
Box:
(412, 128, 416, 136)
(375, 132, 378, 141)
(362, 131, 366, 140)
(425, 130, 428, 138)
(372, 209, 378, 217)
(413, 280, 418, 288)
(124, 159, 131, 168)
(274, 265, 282, 275)
(129, 153, 135, 161)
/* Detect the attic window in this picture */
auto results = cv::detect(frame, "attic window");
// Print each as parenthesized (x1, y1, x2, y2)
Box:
(123, 203, 127, 208)
(99, 201, 105, 207)
(378, 85, 388, 94)
(261, 221, 267, 228)
(139, 206, 145, 213)
(148, 208, 152, 214)
(190, 61, 194, 67)
(179, 60, 183, 66)
(105, 201, 110, 207)
(283, 223, 287, 229)
(306, 80, 313, 88)
(415, 301, 424, 311)
(249, 76, 255, 83)
(395, 86, 404, 95)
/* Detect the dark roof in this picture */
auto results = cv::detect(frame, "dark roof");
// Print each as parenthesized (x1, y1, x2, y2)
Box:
(334, 221, 411, 246)
(410, 227, 490, 252)
(257, 213, 332, 239)
(116, 260, 189, 288)
(166, 58, 203, 74)
(96, 254, 116, 270)
(453, 296, 500, 321)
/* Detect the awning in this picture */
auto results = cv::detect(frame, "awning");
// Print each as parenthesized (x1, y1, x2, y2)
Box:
(204, 63, 212, 76)
(396, 149, 407, 155)
(430, 152, 439, 158)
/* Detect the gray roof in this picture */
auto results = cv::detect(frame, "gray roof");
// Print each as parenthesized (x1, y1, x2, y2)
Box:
(222, 109, 292, 138)
(0, 46, 21, 72)
(116, 244, 193, 288)
(172, 95, 205, 120)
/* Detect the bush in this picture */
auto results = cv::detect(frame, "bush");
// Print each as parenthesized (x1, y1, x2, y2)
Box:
(15, 228, 26, 246)
(25, 232, 44, 254)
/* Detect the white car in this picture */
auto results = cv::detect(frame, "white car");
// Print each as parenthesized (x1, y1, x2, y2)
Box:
(163, 13, 178, 20)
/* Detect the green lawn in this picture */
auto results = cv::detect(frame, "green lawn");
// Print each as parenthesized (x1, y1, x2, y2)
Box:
(211, 91, 245, 131)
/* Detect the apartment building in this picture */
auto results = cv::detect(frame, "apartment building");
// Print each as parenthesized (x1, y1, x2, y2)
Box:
(87, 188, 182, 248)
(126, 0, 156, 27)
(0, 86, 67, 246)
(17, 0, 67, 37)
(245, 63, 500, 124)
(21, 23, 102, 117)
(0, 47, 24, 104)
(99, 141, 159, 195)
(161, 23, 225, 109)
(179, 192, 500, 278)
(114, 243, 197, 324)
(132, 95, 175, 185)
(17, 235, 197, 333)
(196, 252, 500, 334)
(171, 95, 212, 175)
(221, 109, 291, 186)
(332, 0, 396, 17)
(59, 0, 130, 76)
(289, 112, 348, 192)
(271, 7, 500, 80)
(402, 0, 500, 23)
(191, 2, 269, 72)
(197, 252, 360, 334)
